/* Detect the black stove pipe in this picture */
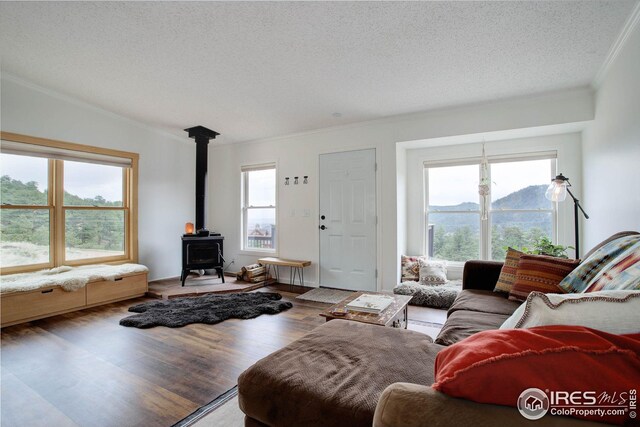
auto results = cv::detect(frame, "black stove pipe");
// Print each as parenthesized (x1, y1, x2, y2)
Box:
(184, 126, 219, 233)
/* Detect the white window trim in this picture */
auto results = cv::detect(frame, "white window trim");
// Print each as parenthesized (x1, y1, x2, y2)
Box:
(423, 152, 558, 265)
(240, 163, 278, 255)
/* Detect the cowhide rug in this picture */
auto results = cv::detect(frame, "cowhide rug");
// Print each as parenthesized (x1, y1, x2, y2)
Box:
(120, 292, 292, 328)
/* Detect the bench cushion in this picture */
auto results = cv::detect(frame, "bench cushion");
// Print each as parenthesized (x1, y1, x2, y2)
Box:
(0, 263, 148, 294)
(238, 320, 443, 427)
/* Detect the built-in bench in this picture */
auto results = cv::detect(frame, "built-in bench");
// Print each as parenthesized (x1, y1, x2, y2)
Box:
(1, 264, 148, 327)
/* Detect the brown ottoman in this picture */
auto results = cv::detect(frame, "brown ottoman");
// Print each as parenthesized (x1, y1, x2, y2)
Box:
(238, 319, 443, 427)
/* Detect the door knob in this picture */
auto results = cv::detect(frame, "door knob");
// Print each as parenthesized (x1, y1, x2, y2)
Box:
(320, 225, 326, 230)
(321, 215, 326, 220)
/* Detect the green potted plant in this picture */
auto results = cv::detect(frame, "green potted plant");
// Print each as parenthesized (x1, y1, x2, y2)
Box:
(516, 236, 574, 259)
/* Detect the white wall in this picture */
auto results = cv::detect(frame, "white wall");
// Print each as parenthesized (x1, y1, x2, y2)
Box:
(403, 134, 583, 268)
(210, 88, 594, 291)
(583, 21, 640, 249)
(1, 76, 195, 281)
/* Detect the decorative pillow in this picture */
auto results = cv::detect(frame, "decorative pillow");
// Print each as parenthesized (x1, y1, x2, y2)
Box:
(433, 326, 640, 425)
(508, 254, 578, 302)
(500, 290, 640, 334)
(400, 255, 424, 282)
(418, 259, 447, 285)
(558, 234, 640, 293)
(493, 247, 523, 294)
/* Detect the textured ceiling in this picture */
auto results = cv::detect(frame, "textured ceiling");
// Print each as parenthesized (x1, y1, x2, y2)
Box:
(0, 1, 636, 143)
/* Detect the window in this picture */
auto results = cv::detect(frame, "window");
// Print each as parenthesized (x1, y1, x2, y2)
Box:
(0, 132, 138, 274)
(425, 154, 556, 263)
(241, 164, 276, 252)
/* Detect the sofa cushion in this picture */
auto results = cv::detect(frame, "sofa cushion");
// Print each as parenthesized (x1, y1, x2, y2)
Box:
(448, 289, 521, 317)
(493, 248, 523, 294)
(508, 254, 578, 302)
(435, 310, 510, 346)
(238, 319, 443, 427)
(374, 383, 604, 427)
(500, 290, 640, 334)
(433, 326, 640, 425)
(558, 233, 640, 293)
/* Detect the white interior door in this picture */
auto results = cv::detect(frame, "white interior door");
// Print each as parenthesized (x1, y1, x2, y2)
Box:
(319, 149, 377, 291)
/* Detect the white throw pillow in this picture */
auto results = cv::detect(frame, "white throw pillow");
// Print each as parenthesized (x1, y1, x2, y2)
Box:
(500, 290, 640, 334)
(418, 259, 447, 285)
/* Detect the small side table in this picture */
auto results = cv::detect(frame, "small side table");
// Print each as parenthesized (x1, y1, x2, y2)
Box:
(258, 257, 311, 289)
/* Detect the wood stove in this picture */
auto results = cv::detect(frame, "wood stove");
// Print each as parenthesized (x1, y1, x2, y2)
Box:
(181, 234, 224, 286)
(181, 126, 225, 286)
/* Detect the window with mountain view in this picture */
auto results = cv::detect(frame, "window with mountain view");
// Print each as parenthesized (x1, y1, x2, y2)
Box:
(0, 154, 52, 268)
(0, 133, 138, 273)
(64, 161, 126, 261)
(242, 164, 277, 252)
(425, 155, 555, 263)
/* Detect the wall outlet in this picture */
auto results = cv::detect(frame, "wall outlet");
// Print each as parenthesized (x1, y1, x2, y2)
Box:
(303, 209, 311, 217)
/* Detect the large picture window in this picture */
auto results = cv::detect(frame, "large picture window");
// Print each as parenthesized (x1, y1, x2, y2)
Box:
(425, 154, 556, 263)
(241, 164, 276, 252)
(0, 132, 138, 274)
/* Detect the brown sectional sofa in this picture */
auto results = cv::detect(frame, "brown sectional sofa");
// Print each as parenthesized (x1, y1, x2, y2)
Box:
(238, 247, 629, 426)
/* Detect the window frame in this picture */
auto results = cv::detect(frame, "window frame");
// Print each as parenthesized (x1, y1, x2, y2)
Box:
(240, 163, 277, 254)
(423, 152, 557, 265)
(0, 132, 139, 274)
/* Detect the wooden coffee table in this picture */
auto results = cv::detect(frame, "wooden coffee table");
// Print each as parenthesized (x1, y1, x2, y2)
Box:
(320, 292, 412, 328)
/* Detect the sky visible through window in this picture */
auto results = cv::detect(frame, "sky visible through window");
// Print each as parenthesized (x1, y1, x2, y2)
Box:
(1, 155, 123, 203)
(246, 169, 276, 229)
(428, 160, 552, 206)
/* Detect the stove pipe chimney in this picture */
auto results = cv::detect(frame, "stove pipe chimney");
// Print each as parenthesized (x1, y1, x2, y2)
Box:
(184, 126, 219, 233)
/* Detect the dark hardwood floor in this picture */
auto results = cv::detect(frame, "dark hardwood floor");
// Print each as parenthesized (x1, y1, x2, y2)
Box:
(0, 283, 444, 427)
(1, 285, 327, 427)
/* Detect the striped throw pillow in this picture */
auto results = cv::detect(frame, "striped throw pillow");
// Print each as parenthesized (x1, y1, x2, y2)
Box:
(508, 254, 579, 302)
(494, 248, 523, 294)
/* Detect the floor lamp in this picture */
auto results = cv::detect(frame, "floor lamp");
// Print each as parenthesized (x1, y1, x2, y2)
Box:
(545, 173, 589, 257)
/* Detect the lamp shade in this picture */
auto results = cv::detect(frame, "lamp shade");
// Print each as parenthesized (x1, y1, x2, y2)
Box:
(545, 174, 569, 202)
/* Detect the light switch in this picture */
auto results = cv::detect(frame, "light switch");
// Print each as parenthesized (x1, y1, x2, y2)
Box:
(303, 209, 311, 217)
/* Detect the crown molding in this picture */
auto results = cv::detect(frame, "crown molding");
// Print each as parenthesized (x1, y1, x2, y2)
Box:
(592, 1, 640, 89)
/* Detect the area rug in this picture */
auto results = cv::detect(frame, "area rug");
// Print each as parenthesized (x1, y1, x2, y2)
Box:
(120, 292, 292, 328)
(173, 386, 240, 427)
(296, 287, 355, 304)
(393, 280, 462, 309)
